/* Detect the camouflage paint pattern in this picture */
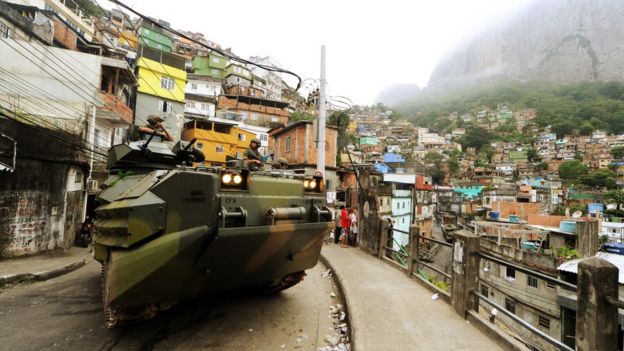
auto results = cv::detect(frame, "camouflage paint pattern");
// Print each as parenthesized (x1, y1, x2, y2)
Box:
(93, 141, 333, 325)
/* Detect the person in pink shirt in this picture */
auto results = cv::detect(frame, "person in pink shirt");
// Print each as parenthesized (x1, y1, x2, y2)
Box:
(340, 206, 350, 247)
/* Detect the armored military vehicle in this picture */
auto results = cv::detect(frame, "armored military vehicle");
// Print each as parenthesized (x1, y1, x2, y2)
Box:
(92, 138, 333, 327)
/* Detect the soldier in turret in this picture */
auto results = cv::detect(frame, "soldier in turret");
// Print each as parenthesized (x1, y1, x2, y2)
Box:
(245, 137, 263, 170)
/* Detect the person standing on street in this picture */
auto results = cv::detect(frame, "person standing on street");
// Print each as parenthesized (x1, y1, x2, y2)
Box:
(349, 208, 358, 247)
(340, 206, 350, 248)
(334, 206, 343, 244)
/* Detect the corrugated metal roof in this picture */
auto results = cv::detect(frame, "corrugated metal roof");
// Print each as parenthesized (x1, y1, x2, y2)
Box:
(557, 252, 624, 284)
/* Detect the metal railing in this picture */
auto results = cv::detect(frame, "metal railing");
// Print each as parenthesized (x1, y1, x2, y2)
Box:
(379, 227, 409, 269)
(472, 291, 574, 351)
(474, 251, 578, 351)
(379, 224, 454, 296)
(372, 221, 622, 350)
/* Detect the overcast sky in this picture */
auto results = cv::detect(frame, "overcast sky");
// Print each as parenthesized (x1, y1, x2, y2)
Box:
(104, 0, 536, 105)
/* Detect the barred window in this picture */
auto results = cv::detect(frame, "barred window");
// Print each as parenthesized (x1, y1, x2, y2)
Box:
(538, 315, 550, 330)
(527, 275, 538, 288)
(0, 22, 10, 38)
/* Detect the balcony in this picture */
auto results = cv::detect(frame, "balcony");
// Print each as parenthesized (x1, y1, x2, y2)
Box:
(97, 93, 133, 126)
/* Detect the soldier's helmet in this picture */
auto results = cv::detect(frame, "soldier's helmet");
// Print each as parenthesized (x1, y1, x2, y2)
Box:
(251, 137, 261, 145)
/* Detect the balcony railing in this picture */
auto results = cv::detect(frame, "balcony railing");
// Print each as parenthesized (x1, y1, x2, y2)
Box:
(99, 93, 132, 124)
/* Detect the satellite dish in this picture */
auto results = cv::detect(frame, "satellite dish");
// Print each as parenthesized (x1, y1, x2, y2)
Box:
(572, 211, 582, 218)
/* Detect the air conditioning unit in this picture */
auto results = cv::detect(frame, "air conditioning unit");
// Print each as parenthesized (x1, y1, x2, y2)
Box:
(87, 179, 99, 192)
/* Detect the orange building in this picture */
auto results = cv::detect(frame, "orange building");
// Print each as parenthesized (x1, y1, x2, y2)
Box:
(270, 121, 338, 169)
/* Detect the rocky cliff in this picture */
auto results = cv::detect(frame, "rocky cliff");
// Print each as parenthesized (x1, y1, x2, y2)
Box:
(428, 0, 624, 88)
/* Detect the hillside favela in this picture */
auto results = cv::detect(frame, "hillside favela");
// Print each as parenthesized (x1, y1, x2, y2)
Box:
(1, 0, 624, 350)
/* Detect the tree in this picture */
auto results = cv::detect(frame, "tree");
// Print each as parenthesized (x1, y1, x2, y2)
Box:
(535, 162, 549, 172)
(578, 123, 594, 136)
(527, 148, 539, 162)
(448, 158, 460, 176)
(558, 160, 589, 180)
(424, 152, 443, 165)
(604, 190, 624, 210)
(459, 126, 493, 151)
(551, 118, 576, 138)
(611, 146, 624, 160)
(579, 169, 617, 189)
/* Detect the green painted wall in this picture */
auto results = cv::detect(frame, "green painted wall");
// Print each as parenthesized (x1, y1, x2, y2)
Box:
(139, 26, 173, 52)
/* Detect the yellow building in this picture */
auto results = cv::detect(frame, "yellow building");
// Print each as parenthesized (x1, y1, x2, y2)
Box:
(182, 119, 256, 166)
(137, 57, 186, 103)
(119, 31, 138, 49)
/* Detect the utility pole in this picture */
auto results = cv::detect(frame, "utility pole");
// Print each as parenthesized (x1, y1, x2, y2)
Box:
(317, 45, 326, 176)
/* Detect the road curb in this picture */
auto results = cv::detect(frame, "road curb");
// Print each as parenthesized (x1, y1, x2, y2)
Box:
(0, 258, 87, 287)
(320, 249, 359, 351)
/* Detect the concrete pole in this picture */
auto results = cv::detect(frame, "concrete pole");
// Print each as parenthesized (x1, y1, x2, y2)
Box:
(88, 105, 96, 180)
(575, 257, 618, 351)
(316, 45, 326, 176)
(378, 218, 388, 259)
(451, 230, 480, 317)
(407, 225, 419, 276)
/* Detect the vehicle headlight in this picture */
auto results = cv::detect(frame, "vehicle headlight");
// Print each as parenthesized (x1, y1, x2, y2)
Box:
(303, 180, 310, 188)
(233, 174, 242, 184)
(222, 173, 232, 184)
(309, 180, 317, 189)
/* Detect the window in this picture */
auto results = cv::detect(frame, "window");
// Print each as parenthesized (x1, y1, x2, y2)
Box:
(505, 267, 516, 282)
(190, 83, 197, 89)
(402, 202, 405, 209)
(233, 66, 242, 74)
(251, 113, 258, 120)
(211, 69, 220, 76)
(94, 129, 102, 147)
(75, 170, 83, 183)
(196, 143, 203, 149)
(546, 281, 556, 289)
(161, 76, 175, 90)
(527, 275, 538, 288)
(216, 145, 224, 153)
(211, 57, 220, 64)
(538, 315, 550, 330)
(158, 100, 172, 113)
(238, 134, 246, 141)
(505, 298, 516, 314)
(285, 137, 291, 153)
(0, 22, 10, 38)
(185, 102, 193, 108)
(200, 104, 208, 111)
(260, 134, 268, 142)
(480, 284, 489, 297)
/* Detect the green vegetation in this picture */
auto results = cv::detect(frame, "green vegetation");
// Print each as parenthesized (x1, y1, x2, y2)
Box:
(558, 160, 589, 180)
(579, 169, 617, 189)
(556, 245, 579, 260)
(397, 80, 624, 136)
(604, 190, 624, 209)
(417, 269, 450, 293)
(424, 152, 445, 185)
(612, 146, 624, 160)
(71, 0, 104, 17)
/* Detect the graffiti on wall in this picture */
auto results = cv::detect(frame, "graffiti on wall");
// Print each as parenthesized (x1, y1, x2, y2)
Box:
(0, 191, 51, 255)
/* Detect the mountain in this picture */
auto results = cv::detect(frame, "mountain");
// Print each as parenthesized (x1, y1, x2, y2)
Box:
(374, 84, 420, 106)
(428, 0, 624, 88)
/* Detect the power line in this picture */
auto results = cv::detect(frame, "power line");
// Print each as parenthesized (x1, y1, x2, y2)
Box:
(0, 107, 108, 159)
(0, 71, 116, 148)
(106, 0, 303, 91)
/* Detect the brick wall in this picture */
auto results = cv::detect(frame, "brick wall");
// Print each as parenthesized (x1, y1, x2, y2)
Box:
(490, 201, 542, 220)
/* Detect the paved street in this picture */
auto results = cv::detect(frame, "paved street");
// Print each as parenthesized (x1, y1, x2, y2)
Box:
(0, 260, 337, 351)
